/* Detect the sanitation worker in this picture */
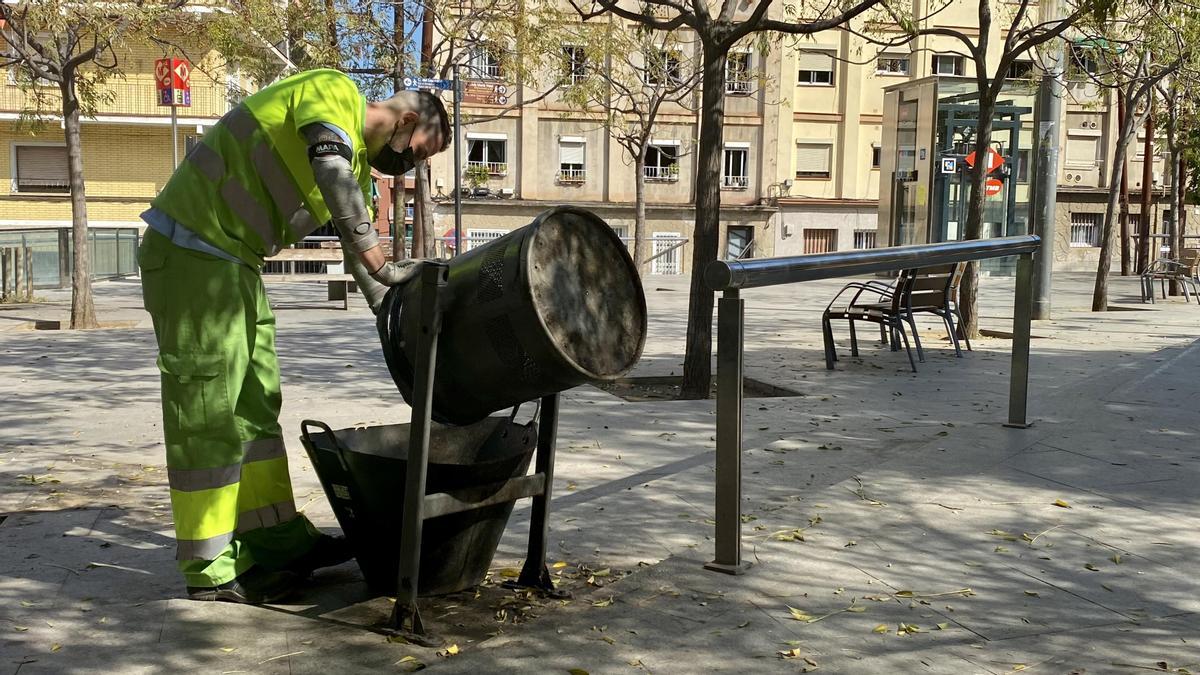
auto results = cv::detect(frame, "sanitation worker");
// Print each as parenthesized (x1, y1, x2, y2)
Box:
(138, 69, 451, 603)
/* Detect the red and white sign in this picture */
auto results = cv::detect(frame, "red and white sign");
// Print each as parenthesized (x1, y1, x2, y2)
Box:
(964, 147, 1004, 174)
(155, 57, 191, 107)
(984, 177, 1004, 197)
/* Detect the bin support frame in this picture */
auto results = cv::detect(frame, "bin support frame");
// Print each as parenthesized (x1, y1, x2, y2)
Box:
(387, 261, 565, 643)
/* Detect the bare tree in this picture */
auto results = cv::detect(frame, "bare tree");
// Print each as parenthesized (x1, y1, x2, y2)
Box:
(570, 0, 890, 399)
(0, 0, 197, 329)
(560, 20, 702, 268)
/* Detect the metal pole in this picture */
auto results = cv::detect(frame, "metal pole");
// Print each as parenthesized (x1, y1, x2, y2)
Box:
(517, 393, 560, 592)
(389, 262, 448, 642)
(171, 104, 179, 168)
(1006, 252, 1035, 428)
(705, 288, 747, 575)
(452, 67, 463, 256)
(1030, 0, 1063, 321)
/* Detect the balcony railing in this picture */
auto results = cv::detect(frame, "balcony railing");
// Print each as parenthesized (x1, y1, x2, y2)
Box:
(725, 79, 752, 94)
(644, 165, 679, 182)
(722, 175, 748, 189)
(557, 168, 586, 183)
(467, 160, 507, 176)
(0, 80, 236, 118)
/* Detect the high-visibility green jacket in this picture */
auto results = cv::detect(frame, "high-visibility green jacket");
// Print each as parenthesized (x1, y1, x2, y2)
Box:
(153, 69, 373, 267)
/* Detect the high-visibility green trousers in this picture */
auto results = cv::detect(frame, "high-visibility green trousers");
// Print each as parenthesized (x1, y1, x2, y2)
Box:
(138, 229, 320, 587)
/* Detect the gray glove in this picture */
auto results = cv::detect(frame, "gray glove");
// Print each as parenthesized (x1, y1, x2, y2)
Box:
(370, 260, 423, 287)
(340, 242, 419, 314)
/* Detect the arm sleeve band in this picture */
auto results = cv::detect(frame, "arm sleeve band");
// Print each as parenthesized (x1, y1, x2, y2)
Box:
(302, 123, 378, 254)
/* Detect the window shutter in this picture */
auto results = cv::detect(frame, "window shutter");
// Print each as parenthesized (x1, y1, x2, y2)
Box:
(797, 51, 833, 71)
(16, 146, 68, 188)
(796, 143, 831, 173)
(559, 141, 585, 165)
(1066, 136, 1098, 164)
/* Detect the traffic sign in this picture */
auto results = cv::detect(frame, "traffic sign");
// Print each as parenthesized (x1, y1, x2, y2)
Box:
(940, 157, 957, 174)
(984, 177, 1004, 197)
(155, 57, 191, 107)
(964, 147, 1004, 174)
(402, 76, 453, 91)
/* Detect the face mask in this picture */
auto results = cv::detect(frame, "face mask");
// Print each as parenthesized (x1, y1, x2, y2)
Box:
(371, 145, 416, 175)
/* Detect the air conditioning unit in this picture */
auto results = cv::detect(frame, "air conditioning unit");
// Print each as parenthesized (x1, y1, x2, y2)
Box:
(500, 187, 515, 198)
(436, 178, 445, 189)
(1152, 172, 1162, 185)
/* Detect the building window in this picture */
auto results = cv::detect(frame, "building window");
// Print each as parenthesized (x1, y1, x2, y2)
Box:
(467, 45, 502, 79)
(1016, 149, 1031, 183)
(725, 52, 751, 94)
(466, 137, 507, 175)
(645, 50, 683, 86)
(466, 228, 507, 251)
(644, 143, 679, 181)
(563, 45, 587, 85)
(871, 145, 882, 168)
(803, 228, 838, 254)
(1068, 44, 1098, 78)
(14, 145, 69, 193)
(795, 142, 832, 179)
(797, 51, 835, 85)
(722, 147, 749, 189)
(651, 232, 683, 275)
(876, 56, 910, 76)
(558, 139, 586, 183)
(853, 230, 877, 250)
(1065, 134, 1099, 168)
(1006, 60, 1035, 80)
(1070, 213, 1102, 247)
(932, 54, 964, 76)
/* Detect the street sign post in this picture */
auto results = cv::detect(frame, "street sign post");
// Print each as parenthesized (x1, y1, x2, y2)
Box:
(402, 76, 453, 91)
(155, 58, 191, 168)
(461, 82, 509, 106)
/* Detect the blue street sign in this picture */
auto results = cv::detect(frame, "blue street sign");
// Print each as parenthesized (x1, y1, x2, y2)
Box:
(402, 76, 453, 91)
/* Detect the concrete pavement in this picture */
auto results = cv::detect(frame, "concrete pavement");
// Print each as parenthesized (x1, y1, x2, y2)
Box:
(1, 271, 1197, 674)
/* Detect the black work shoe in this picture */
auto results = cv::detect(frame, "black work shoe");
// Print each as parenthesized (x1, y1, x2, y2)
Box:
(186, 568, 302, 604)
(288, 534, 355, 577)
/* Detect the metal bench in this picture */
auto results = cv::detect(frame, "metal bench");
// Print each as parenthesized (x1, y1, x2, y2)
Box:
(1140, 248, 1200, 304)
(263, 247, 356, 310)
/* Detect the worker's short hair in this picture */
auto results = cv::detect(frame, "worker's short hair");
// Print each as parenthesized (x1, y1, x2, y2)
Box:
(383, 90, 451, 151)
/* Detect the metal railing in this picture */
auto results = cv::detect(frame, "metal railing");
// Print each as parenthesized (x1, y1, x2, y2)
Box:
(557, 168, 587, 183)
(702, 234, 1042, 574)
(725, 79, 752, 94)
(467, 160, 507, 176)
(643, 165, 679, 181)
(721, 175, 748, 189)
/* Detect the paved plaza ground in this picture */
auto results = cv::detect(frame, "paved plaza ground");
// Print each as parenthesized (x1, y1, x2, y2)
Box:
(1, 269, 1197, 674)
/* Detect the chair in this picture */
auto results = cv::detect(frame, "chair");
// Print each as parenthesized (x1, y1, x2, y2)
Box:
(822, 269, 921, 372)
(909, 263, 971, 357)
(1141, 248, 1200, 304)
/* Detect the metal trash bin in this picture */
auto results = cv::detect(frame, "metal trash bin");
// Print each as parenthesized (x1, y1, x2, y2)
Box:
(379, 206, 647, 425)
(300, 412, 536, 596)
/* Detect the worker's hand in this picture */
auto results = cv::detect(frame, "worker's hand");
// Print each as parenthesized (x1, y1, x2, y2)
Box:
(370, 259, 423, 287)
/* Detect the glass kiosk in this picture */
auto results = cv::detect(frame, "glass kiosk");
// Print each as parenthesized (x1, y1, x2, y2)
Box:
(879, 76, 1035, 274)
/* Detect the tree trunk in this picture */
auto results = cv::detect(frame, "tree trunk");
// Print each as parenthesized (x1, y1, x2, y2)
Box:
(62, 77, 97, 330)
(633, 148, 649, 270)
(1092, 128, 1134, 311)
(413, 160, 436, 258)
(1118, 93, 1131, 276)
(678, 42, 727, 400)
(957, 101, 996, 340)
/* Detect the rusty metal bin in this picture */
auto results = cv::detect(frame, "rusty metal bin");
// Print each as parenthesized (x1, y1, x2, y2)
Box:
(300, 413, 536, 596)
(379, 206, 647, 425)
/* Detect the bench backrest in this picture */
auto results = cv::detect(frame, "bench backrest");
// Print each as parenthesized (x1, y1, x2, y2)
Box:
(904, 263, 959, 311)
(1184, 248, 1200, 276)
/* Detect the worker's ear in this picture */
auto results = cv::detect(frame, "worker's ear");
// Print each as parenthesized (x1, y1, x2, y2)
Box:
(399, 110, 419, 128)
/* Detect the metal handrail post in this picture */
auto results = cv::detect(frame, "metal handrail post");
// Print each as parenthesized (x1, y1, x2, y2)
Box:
(705, 288, 749, 575)
(1005, 251, 1035, 428)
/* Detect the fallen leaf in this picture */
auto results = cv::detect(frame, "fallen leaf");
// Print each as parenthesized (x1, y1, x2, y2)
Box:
(13, 626, 29, 632)
(1013, 665, 1028, 672)
(499, 568, 521, 578)
(787, 606, 813, 622)
(51, 643, 62, 652)
(936, 622, 950, 630)
(552, 561, 568, 569)
(872, 624, 888, 633)
(1052, 499, 1071, 508)
(778, 648, 803, 659)
(436, 644, 459, 658)
(591, 597, 613, 608)
(1084, 563, 1099, 571)
(568, 670, 589, 675)
(396, 655, 426, 672)
(1110, 554, 1122, 565)
(220, 647, 237, 653)
(1023, 591, 1040, 598)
